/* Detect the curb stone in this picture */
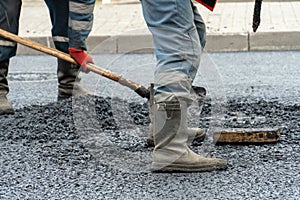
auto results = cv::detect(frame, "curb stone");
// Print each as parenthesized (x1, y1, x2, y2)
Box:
(16, 31, 300, 55)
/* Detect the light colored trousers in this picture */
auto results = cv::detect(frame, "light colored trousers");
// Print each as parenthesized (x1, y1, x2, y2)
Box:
(141, 0, 206, 103)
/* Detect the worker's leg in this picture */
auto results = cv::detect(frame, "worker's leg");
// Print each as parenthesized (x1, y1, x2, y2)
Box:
(141, 0, 227, 172)
(44, 0, 95, 100)
(0, 0, 22, 114)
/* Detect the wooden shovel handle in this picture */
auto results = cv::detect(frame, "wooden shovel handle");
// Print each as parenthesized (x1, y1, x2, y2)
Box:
(0, 28, 150, 99)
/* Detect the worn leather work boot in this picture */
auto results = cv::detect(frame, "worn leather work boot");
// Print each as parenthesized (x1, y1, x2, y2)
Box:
(0, 59, 14, 115)
(0, 94, 14, 115)
(151, 101, 227, 172)
(147, 84, 206, 147)
(57, 59, 95, 100)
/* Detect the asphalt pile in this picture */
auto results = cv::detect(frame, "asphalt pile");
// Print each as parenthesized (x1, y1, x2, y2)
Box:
(0, 95, 299, 199)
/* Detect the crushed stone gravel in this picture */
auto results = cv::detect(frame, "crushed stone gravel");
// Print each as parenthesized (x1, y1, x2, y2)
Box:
(0, 94, 299, 199)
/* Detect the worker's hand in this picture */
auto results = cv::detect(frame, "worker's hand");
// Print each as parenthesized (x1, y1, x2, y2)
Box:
(68, 48, 94, 73)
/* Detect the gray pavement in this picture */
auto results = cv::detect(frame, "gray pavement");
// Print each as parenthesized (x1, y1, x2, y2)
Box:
(2, 51, 300, 199)
(16, 1, 300, 55)
(8, 51, 300, 108)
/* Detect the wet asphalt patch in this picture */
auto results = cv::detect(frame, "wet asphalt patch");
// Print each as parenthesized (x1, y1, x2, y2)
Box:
(0, 95, 299, 199)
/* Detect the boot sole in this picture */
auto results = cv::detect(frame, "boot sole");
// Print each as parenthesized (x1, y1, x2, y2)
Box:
(151, 162, 227, 173)
(57, 94, 72, 101)
(0, 108, 15, 115)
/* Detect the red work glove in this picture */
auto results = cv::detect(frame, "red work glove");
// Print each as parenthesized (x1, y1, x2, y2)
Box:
(68, 47, 94, 73)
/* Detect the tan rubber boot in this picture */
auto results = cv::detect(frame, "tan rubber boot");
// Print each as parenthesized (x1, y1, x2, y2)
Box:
(151, 101, 227, 172)
(0, 59, 14, 115)
(57, 59, 96, 100)
(147, 84, 206, 147)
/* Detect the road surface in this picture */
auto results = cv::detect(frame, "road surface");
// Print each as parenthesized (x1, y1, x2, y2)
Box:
(1, 51, 299, 199)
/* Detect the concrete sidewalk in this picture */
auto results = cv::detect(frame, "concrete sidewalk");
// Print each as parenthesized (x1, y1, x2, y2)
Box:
(17, 1, 300, 54)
